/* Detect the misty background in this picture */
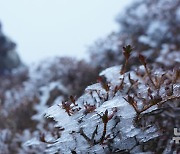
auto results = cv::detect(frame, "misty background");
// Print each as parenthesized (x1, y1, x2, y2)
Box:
(0, 0, 132, 64)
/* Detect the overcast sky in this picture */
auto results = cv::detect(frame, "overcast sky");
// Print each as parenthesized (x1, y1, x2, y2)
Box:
(0, 0, 132, 64)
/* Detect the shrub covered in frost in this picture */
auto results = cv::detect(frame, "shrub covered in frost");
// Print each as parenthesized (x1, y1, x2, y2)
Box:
(25, 46, 180, 153)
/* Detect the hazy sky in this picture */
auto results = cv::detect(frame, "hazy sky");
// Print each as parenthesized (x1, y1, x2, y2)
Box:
(0, 0, 132, 64)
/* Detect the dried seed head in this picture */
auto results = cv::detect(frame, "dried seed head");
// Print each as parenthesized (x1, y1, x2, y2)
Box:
(139, 54, 146, 66)
(122, 45, 133, 60)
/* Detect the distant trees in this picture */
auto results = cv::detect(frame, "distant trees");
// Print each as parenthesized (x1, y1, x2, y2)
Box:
(0, 22, 21, 73)
(0, 56, 99, 153)
(89, 0, 180, 69)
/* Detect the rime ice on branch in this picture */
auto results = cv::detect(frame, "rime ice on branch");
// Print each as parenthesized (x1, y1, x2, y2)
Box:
(39, 51, 180, 153)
